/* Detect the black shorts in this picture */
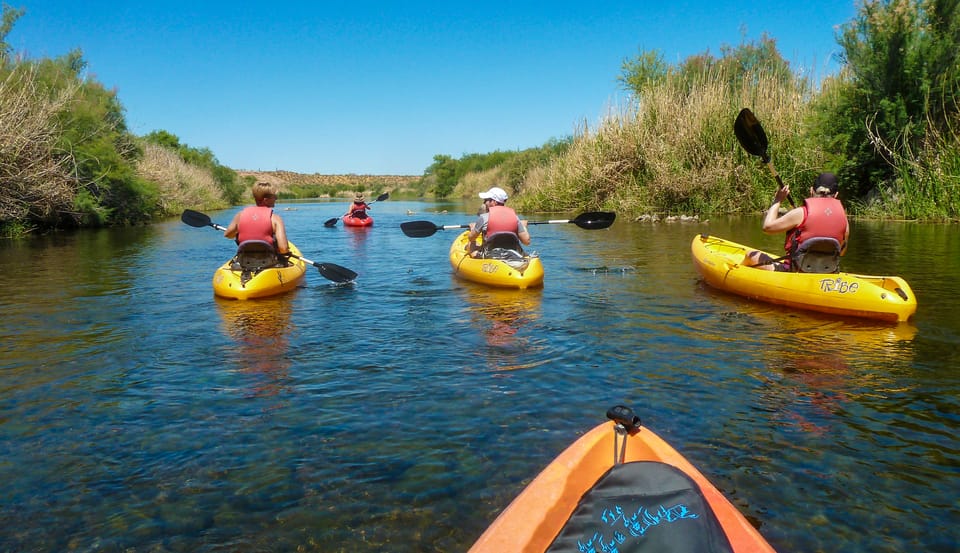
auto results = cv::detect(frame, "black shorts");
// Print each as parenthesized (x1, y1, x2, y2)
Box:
(756, 252, 792, 272)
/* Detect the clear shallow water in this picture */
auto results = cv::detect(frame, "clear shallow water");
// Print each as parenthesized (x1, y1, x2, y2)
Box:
(1, 201, 957, 552)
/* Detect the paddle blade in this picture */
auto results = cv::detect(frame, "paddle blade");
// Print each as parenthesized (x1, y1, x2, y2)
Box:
(374, 192, 390, 202)
(734, 108, 770, 162)
(181, 209, 212, 228)
(400, 221, 441, 238)
(573, 211, 616, 229)
(323, 218, 339, 227)
(318, 262, 357, 283)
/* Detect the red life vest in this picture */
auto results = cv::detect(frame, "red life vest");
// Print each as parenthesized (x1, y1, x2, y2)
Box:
(485, 205, 520, 235)
(350, 202, 368, 218)
(784, 197, 847, 254)
(237, 206, 275, 246)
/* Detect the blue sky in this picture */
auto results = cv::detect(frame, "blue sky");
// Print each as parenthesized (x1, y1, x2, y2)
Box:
(10, 1, 857, 175)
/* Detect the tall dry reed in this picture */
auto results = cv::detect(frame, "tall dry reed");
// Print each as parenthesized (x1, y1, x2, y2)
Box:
(0, 65, 78, 231)
(518, 70, 819, 217)
(136, 141, 229, 215)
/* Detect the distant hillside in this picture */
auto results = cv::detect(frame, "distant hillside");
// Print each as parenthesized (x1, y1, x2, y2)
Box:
(235, 170, 420, 188)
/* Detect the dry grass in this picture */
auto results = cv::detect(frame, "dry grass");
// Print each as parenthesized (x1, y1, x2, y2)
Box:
(517, 69, 820, 218)
(453, 167, 509, 203)
(136, 141, 229, 215)
(0, 65, 78, 229)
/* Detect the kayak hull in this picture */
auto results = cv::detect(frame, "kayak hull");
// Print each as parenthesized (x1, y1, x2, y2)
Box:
(691, 234, 917, 322)
(449, 231, 544, 289)
(212, 241, 307, 300)
(343, 215, 373, 227)
(470, 415, 776, 553)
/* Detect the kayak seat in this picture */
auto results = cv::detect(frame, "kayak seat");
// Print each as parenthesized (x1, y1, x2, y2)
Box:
(480, 232, 529, 270)
(481, 232, 524, 253)
(546, 461, 735, 553)
(234, 240, 280, 271)
(793, 237, 841, 274)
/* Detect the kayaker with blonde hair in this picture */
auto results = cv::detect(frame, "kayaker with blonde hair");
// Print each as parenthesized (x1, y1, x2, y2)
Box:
(223, 182, 290, 258)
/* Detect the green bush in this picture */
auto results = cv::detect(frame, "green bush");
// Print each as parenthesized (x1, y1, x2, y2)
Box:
(821, 0, 960, 203)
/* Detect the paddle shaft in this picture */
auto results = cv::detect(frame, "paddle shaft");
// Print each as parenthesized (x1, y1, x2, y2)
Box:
(400, 211, 615, 238)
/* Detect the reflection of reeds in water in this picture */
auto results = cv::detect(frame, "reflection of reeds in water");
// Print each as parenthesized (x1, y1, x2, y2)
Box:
(215, 296, 295, 399)
(764, 316, 918, 362)
(703, 297, 918, 357)
(718, 309, 921, 436)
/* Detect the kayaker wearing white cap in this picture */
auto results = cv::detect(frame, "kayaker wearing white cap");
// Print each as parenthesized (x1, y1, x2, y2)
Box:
(467, 186, 530, 255)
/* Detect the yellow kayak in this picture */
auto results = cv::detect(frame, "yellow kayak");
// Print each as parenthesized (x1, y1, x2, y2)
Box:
(449, 231, 544, 289)
(691, 234, 917, 322)
(470, 405, 777, 553)
(212, 241, 307, 300)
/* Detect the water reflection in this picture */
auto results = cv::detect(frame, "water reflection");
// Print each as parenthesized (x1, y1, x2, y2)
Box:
(458, 284, 547, 370)
(215, 296, 295, 401)
(346, 223, 372, 249)
(734, 309, 919, 436)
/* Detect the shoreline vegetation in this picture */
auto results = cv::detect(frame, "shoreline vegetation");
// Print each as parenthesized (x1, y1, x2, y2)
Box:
(1, 1, 957, 238)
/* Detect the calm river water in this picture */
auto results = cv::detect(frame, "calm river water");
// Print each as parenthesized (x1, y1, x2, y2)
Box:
(1, 199, 957, 552)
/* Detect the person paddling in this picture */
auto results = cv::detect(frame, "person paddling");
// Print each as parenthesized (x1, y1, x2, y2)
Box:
(344, 193, 370, 220)
(743, 172, 849, 272)
(467, 187, 531, 256)
(223, 182, 290, 261)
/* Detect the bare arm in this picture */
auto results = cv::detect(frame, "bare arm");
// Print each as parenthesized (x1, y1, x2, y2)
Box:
(841, 222, 850, 255)
(760, 185, 803, 234)
(223, 212, 241, 239)
(518, 220, 531, 245)
(467, 214, 486, 242)
(272, 214, 289, 254)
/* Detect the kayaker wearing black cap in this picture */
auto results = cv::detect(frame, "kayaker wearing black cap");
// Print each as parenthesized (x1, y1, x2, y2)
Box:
(744, 172, 849, 272)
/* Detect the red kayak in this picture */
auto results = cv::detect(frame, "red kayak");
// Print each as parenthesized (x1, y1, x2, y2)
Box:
(342, 214, 373, 227)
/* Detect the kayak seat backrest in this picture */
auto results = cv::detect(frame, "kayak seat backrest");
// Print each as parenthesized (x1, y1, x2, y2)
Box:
(546, 461, 735, 553)
(481, 232, 529, 270)
(481, 232, 523, 256)
(793, 237, 841, 274)
(235, 240, 278, 271)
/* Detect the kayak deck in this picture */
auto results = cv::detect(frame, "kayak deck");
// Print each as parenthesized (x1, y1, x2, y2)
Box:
(449, 231, 544, 289)
(470, 406, 776, 552)
(212, 241, 307, 300)
(691, 234, 917, 322)
(343, 214, 373, 227)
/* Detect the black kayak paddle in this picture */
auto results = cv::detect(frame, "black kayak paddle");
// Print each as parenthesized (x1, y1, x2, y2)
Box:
(180, 209, 357, 283)
(400, 211, 616, 238)
(734, 108, 795, 207)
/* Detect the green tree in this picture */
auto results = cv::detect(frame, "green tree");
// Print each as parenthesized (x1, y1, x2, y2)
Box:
(619, 35, 797, 98)
(31, 52, 157, 225)
(0, 4, 24, 65)
(425, 154, 458, 198)
(826, 0, 960, 197)
(618, 49, 669, 96)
